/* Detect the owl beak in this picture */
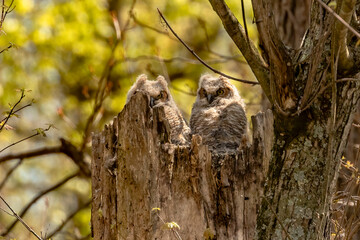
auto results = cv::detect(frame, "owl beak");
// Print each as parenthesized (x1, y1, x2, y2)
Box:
(150, 97, 156, 108)
(207, 94, 215, 104)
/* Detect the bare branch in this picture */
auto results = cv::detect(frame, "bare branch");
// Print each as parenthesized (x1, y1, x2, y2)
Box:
(60, 138, 91, 177)
(240, 0, 249, 42)
(315, 0, 360, 39)
(1, 171, 79, 236)
(197, 18, 248, 63)
(124, 55, 246, 65)
(0, 89, 25, 132)
(46, 199, 91, 239)
(0, 42, 13, 54)
(316, 0, 359, 71)
(251, 0, 296, 111)
(206, 0, 271, 94)
(157, 8, 259, 85)
(0, 0, 15, 30)
(0, 194, 43, 240)
(0, 125, 53, 154)
(0, 146, 61, 164)
(131, 10, 170, 36)
(0, 159, 22, 190)
(0, 138, 91, 177)
(0, 101, 33, 124)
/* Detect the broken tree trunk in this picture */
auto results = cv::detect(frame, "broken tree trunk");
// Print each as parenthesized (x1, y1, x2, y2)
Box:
(91, 92, 273, 239)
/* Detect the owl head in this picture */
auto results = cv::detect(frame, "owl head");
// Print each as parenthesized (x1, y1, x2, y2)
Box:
(196, 74, 244, 107)
(126, 74, 172, 107)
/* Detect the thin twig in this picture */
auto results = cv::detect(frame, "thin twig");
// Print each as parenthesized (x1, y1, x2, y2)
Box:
(0, 89, 25, 132)
(241, 0, 249, 42)
(0, 133, 38, 153)
(0, 0, 15, 30)
(0, 101, 33, 124)
(152, 210, 182, 240)
(0, 159, 22, 190)
(124, 55, 243, 65)
(157, 8, 259, 85)
(0, 42, 13, 54)
(122, 0, 137, 33)
(1, 0, 4, 26)
(0, 125, 53, 154)
(315, 0, 360, 39)
(197, 18, 248, 63)
(0, 194, 43, 240)
(46, 199, 91, 238)
(131, 10, 170, 36)
(2, 171, 79, 235)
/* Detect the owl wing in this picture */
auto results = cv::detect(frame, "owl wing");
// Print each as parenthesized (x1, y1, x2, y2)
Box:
(216, 101, 247, 149)
(161, 104, 191, 145)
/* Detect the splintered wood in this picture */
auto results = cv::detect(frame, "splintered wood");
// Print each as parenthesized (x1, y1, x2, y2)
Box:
(91, 92, 273, 240)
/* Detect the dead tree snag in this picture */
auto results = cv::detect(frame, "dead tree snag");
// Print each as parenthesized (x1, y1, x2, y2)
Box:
(91, 92, 273, 239)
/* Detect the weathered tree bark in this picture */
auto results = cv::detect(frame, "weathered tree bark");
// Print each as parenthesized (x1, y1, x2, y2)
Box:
(208, 0, 360, 239)
(271, 0, 311, 49)
(91, 92, 274, 239)
(91, 1, 360, 239)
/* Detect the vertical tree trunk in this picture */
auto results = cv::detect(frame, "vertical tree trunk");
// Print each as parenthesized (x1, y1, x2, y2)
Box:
(91, 92, 274, 239)
(257, 94, 360, 239)
(91, 1, 360, 239)
(207, 0, 360, 238)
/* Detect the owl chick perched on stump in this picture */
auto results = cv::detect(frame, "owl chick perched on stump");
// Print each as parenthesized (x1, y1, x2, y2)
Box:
(190, 74, 248, 152)
(126, 74, 191, 145)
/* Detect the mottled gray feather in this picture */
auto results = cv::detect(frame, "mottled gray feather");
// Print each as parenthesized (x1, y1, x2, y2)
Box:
(127, 74, 190, 145)
(190, 74, 248, 152)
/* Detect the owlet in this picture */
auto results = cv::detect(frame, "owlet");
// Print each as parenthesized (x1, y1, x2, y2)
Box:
(190, 74, 247, 152)
(126, 74, 191, 145)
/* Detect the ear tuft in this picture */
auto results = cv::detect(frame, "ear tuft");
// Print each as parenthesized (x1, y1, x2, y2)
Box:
(219, 75, 230, 83)
(156, 75, 168, 86)
(126, 74, 148, 104)
(136, 74, 148, 85)
(199, 74, 212, 86)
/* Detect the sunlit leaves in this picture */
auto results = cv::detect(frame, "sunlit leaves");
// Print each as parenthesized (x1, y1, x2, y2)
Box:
(0, 0, 261, 238)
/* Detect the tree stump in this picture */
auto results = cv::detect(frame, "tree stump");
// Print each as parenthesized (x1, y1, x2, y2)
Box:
(91, 92, 274, 239)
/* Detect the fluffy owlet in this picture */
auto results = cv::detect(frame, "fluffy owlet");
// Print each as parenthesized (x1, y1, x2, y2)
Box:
(190, 74, 248, 152)
(126, 74, 191, 145)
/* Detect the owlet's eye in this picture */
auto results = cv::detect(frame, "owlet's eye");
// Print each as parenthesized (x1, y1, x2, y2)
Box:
(216, 88, 225, 95)
(155, 93, 162, 99)
(199, 88, 206, 98)
(156, 91, 167, 100)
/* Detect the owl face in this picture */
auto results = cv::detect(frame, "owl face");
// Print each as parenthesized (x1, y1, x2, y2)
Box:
(196, 75, 239, 106)
(126, 74, 171, 107)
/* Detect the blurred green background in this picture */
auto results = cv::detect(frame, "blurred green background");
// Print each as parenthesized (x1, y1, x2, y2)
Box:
(0, 0, 262, 239)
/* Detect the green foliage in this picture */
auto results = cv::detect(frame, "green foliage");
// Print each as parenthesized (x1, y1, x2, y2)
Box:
(0, 0, 262, 239)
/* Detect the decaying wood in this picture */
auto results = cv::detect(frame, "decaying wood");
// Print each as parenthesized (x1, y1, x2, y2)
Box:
(91, 92, 274, 239)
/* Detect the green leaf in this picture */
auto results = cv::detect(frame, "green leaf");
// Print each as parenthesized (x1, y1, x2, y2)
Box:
(34, 128, 47, 137)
